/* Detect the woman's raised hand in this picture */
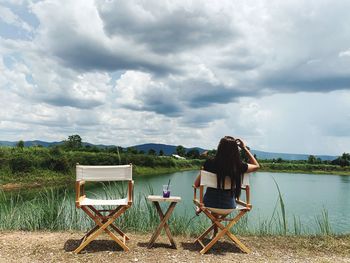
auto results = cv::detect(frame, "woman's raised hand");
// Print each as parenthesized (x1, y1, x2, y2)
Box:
(235, 138, 246, 149)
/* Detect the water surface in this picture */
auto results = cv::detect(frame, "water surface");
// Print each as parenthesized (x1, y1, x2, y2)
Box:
(134, 171, 350, 234)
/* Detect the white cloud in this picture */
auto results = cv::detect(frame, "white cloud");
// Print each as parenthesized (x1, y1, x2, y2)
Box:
(0, 5, 32, 31)
(0, 0, 350, 155)
(339, 49, 350, 58)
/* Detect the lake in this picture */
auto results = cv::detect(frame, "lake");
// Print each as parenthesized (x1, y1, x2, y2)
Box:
(2, 171, 349, 234)
(134, 171, 350, 234)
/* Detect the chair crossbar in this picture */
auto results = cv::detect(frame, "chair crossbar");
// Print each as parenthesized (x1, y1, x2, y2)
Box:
(74, 205, 130, 253)
(197, 209, 250, 254)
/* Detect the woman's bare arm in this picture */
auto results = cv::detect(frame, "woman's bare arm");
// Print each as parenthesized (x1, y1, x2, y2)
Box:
(236, 138, 260, 173)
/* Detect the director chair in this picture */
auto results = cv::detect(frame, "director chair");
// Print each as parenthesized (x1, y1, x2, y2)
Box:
(193, 170, 252, 254)
(74, 164, 133, 253)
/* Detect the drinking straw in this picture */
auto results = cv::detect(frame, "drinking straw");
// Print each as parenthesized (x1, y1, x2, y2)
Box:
(166, 179, 171, 191)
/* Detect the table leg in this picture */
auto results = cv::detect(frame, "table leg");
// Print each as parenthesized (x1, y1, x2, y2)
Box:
(148, 202, 177, 248)
(154, 202, 177, 248)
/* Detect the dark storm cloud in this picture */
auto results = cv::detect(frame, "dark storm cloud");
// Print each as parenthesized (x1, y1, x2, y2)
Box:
(263, 73, 350, 93)
(187, 88, 241, 108)
(175, 79, 248, 108)
(97, 1, 236, 54)
(44, 95, 103, 109)
(219, 60, 262, 71)
(51, 37, 176, 76)
(142, 98, 183, 117)
(122, 101, 183, 117)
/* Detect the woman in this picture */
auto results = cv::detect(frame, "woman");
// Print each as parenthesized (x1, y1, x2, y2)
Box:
(194, 136, 260, 210)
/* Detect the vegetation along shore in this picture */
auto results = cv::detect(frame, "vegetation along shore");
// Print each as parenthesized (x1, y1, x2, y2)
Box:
(1, 135, 350, 189)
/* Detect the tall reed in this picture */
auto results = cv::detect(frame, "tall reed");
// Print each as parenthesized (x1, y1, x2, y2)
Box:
(271, 176, 287, 235)
(315, 208, 332, 235)
(0, 183, 335, 236)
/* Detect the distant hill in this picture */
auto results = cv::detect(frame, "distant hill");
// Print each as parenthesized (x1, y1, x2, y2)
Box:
(251, 149, 336, 161)
(0, 140, 113, 148)
(0, 140, 338, 161)
(0, 140, 62, 147)
(131, 143, 206, 156)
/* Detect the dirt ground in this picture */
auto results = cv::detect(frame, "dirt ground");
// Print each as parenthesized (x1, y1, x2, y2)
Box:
(0, 231, 349, 263)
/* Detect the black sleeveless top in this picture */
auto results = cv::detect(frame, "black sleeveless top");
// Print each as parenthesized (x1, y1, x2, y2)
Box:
(203, 159, 248, 209)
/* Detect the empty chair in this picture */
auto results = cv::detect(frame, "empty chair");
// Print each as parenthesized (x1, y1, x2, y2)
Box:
(74, 164, 133, 253)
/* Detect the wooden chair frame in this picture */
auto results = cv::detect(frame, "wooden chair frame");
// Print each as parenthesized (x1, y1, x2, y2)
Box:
(74, 164, 134, 253)
(193, 170, 252, 254)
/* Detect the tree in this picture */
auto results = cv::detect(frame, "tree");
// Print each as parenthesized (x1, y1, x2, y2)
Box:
(332, 153, 350, 167)
(148, 149, 157, 155)
(206, 149, 217, 158)
(186, 149, 200, 159)
(159, 149, 164, 156)
(64, 134, 82, 150)
(308, 155, 317, 164)
(176, 145, 186, 157)
(16, 140, 24, 149)
(126, 147, 138, 154)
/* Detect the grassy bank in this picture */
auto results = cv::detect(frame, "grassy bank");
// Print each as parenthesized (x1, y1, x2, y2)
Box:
(259, 162, 350, 176)
(1, 146, 350, 191)
(0, 183, 345, 237)
(0, 165, 201, 191)
(0, 146, 203, 188)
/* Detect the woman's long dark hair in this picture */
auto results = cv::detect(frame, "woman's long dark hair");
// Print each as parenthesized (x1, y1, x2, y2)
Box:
(214, 136, 243, 198)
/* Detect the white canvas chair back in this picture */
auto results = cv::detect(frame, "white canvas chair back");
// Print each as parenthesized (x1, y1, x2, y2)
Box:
(200, 170, 250, 215)
(200, 170, 250, 189)
(76, 164, 132, 181)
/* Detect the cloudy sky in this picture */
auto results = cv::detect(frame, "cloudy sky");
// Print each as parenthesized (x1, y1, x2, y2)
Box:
(1, 0, 350, 155)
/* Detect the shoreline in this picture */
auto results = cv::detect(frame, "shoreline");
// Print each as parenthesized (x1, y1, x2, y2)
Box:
(259, 168, 350, 176)
(0, 166, 200, 191)
(1, 165, 349, 191)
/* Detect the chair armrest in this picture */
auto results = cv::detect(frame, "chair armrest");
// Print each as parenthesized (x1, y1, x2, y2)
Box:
(245, 185, 251, 207)
(193, 184, 204, 207)
(128, 180, 134, 205)
(237, 185, 251, 209)
(236, 199, 252, 209)
(75, 180, 85, 208)
(193, 184, 198, 201)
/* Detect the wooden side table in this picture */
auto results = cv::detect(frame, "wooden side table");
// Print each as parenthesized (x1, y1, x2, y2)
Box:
(147, 195, 181, 248)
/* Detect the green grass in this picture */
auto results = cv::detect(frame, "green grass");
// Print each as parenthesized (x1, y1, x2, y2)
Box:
(133, 165, 200, 177)
(260, 162, 350, 176)
(0, 183, 340, 237)
(0, 146, 203, 187)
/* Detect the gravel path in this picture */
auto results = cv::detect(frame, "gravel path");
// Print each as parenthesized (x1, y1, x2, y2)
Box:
(0, 231, 349, 263)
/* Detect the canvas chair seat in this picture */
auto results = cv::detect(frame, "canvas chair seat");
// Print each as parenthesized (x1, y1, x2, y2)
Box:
(80, 197, 128, 206)
(193, 170, 252, 254)
(74, 164, 134, 254)
(205, 203, 248, 215)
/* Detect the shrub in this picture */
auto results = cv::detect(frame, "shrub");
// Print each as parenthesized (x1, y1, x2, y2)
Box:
(9, 154, 33, 173)
(42, 156, 70, 173)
